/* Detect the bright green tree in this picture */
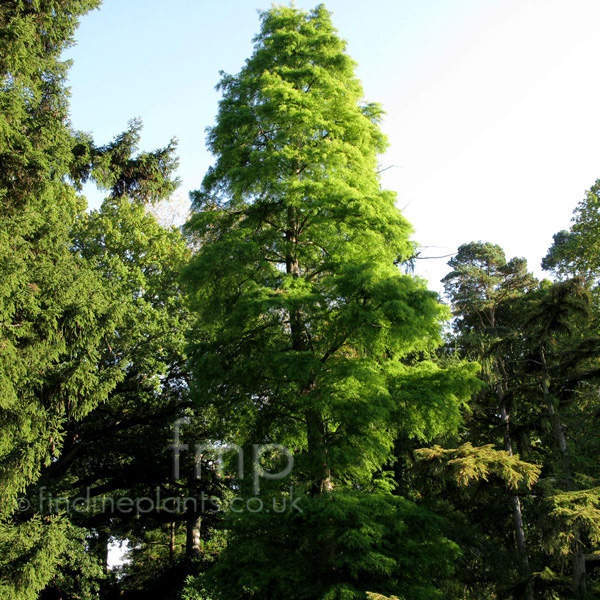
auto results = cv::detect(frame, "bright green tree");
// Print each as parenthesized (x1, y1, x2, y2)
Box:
(183, 5, 478, 599)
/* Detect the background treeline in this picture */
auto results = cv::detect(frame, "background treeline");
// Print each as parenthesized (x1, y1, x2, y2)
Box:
(0, 2, 599, 600)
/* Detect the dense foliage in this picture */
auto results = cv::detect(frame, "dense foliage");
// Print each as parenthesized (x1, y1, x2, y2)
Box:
(182, 6, 478, 599)
(0, 2, 599, 600)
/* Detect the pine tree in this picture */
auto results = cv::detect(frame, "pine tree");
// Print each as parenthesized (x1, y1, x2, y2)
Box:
(442, 242, 600, 598)
(524, 279, 600, 598)
(543, 179, 600, 291)
(183, 6, 478, 599)
(442, 242, 539, 600)
(542, 184, 600, 597)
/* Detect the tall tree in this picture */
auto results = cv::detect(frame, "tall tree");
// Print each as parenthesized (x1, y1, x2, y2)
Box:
(542, 182, 600, 597)
(442, 241, 600, 598)
(0, 2, 180, 597)
(32, 196, 204, 600)
(442, 242, 539, 600)
(523, 279, 598, 599)
(183, 6, 478, 599)
(0, 3, 117, 597)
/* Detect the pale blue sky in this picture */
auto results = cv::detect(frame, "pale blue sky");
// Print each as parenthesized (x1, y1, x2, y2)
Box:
(64, 0, 600, 292)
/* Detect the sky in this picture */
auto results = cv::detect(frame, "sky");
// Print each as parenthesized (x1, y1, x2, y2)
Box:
(63, 0, 600, 294)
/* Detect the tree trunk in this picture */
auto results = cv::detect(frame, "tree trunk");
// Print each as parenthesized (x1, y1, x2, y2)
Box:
(573, 552, 587, 600)
(93, 528, 110, 574)
(546, 402, 572, 486)
(286, 215, 331, 495)
(305, 405, 332, 494)
(186, 515, 201, 558)
(541, 347, 586, 599)
(497, 373, 533, 600)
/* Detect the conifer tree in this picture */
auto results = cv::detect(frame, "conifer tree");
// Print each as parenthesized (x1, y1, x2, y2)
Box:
(442, 241, 600, 598)
(183, 6, 478, 599)
(543, 179, 600, 291)
(526, 281, 600, 598)
(442, 242, 539, 600)
(542, 185, 600, 597)
(0, 2, 180, 596)
(0, 3, 115, 596)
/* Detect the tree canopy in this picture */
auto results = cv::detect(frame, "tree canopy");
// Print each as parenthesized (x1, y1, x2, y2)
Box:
(1, 2, 600, 600)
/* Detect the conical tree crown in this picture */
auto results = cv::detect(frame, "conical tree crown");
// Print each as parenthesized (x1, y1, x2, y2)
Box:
(192, 4, 414, 272)
(183, 6, 480, 600)
(185, 3, 461, 491)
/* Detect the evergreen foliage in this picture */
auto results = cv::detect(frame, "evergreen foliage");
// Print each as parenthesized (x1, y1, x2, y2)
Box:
(440, 241, 600, 598)
(0, 2, 117, 596)
(415, 443, 541, 490)
(543, 179, 600, 290)
(0, 2, 183, 597)
(2, 2, 600, 599)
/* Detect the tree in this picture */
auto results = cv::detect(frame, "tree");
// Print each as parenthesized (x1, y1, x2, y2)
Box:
(527, 282, 600, 599)
(0, 0, 104, 512)
(442, 242, 539, 600)
(32, 196, 206, 599)
(0, 2, 180, 597)
(543, 179, 600, 290)
(0, 2, 119, 597)
(442, 241, 600, 599)
(542, 182, 600, 597)
(183, 6, 478, 599)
